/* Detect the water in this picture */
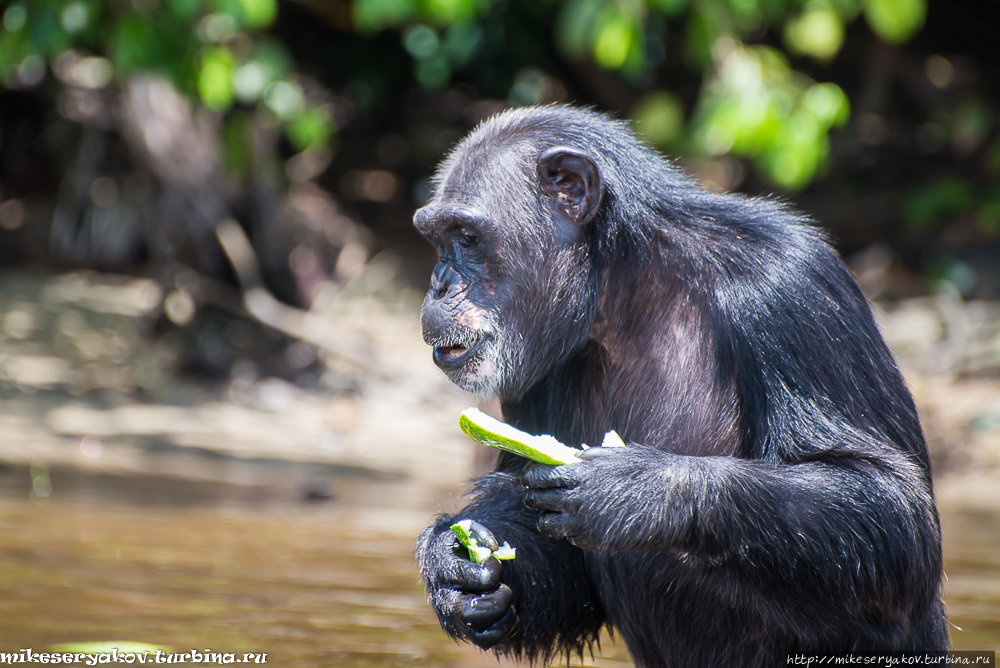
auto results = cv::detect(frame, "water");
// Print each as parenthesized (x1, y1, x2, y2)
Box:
(0, 468, 492, 667)
(941, 510, 1000, 648)
(0, 467, 994, 666)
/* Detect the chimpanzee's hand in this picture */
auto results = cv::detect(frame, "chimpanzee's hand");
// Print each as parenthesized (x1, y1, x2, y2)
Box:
(415, 518, 518, 648)
(522, 444, 674, 553)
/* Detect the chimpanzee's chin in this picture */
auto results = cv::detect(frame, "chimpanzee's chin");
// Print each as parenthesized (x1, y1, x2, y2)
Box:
(439, 351, 502, 398)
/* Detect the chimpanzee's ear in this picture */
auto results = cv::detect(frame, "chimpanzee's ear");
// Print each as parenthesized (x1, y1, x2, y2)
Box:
(537, 147, 604, 226)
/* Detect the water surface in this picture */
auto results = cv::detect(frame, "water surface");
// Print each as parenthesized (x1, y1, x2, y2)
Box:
(0, 467, 994, 666)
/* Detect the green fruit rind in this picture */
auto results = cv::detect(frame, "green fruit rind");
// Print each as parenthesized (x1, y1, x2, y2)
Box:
(451, 520, 517, 563)
(468, 545, 493, 563)
(451, 519, 474, 546)
(459, 408, 583, 465)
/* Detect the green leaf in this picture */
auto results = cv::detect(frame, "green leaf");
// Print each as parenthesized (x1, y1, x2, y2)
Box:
(3, 4, 28, 33)
(236, 0, 277, 28)
(286, 106, 335, 152)
(60, 2, 90, 34)
(800, 82, 850, 130)
(263, 78, 303, 117)
(442, 20, 482, 67)
(901, 178, 974, 232)
(421, 0, 483, 25)
(197, 45, 235, 111)
(353, 0, 417, 32)
(648, 0, 685, 18)
(111, 17, 156, 73)
(952, 99, 992, 154)
(251, 37, 293, 78)
(592, 10, 637, 70)
(556, 0, 601, 59)
(224, 112, 253, 176)
(168, 0, 203, 19)
(631, 91, 685, 148)
(784, 1, 844, 61)
(230, 39, 291, 103)
(761, 111, 826, 191)
(690, 42, 848, 190)
(414, 54, 449, 89)
(977, 194, 1000, 235)
(864, 0, 925, 44)
(509, 68, 540, 106)
(402, 23, 439, 60)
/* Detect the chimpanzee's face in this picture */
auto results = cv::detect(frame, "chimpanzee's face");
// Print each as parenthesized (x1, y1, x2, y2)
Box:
(413, 201, 508, 396)
(414, 139, 603, 400)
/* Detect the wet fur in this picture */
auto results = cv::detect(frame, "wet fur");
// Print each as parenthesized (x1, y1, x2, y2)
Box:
(415, 106, 948, 665)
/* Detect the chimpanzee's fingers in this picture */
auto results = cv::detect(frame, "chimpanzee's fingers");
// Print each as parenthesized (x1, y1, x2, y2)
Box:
(575, 446, 622, 460)
(521, 463, 579, 490)
(434, 540, 503, 592)
(464, 519, 500, 551)
(523, 487, 570, 513)
(469, 608, 519, 649)
(536, 511, 578, 540)
(456, 584, 514, 630)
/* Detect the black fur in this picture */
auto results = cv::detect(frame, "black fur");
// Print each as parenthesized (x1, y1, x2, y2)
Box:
(413, 105, 948, 666)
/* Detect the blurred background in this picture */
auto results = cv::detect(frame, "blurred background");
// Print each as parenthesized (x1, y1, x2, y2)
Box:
(0, 0, 998, 663)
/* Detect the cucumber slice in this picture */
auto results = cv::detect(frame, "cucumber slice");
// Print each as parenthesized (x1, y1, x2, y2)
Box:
(459, 408, 583, 465)
(467, 544, 493, 563)
(450, 519, 475, 547)
(450, 520, 516, 563)
(602, 429, 626, 448)
(492, 542, 516, 560)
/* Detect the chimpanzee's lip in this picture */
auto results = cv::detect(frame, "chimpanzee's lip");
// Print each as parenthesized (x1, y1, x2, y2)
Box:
(434, 337, 485, 368)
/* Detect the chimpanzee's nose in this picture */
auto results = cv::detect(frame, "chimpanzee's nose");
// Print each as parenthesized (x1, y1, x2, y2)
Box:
(430, 264, 461, 300)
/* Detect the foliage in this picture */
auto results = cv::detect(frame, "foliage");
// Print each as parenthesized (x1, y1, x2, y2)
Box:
(349, 0, 923, 190)
(1, 0, 997, 299)
(0, 0, 334, 156)
(903, 179, 1000, 236)
(688, 42, 849, 189)
(0, 0, 930, 192)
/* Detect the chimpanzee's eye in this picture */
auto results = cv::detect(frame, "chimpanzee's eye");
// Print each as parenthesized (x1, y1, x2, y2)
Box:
(457, 226, 478, 246)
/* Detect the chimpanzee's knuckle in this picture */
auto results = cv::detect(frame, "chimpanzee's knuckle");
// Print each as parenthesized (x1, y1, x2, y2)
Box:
(469, 609, 519, 649)
(537, 511, 570, 537)
(519, 464, 546, 488)
(527, 488, 572, 512)
(457, 585, 514, 630)
(444, 556, 501, 592)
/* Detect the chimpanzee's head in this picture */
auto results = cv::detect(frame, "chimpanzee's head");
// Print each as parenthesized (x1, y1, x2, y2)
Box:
(414, 112, 605, 400)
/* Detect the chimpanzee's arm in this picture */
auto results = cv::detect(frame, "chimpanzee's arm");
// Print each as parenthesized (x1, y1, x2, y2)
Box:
(522, 442, 941, 642)
(416, 463, 605, 661)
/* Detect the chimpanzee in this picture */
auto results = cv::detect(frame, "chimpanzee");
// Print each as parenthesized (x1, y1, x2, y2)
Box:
(413, 106, 948, 666)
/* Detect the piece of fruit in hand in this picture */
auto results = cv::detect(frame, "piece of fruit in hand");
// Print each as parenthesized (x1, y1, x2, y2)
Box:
(451, 519, 516, 563)
(459, 407, 625, 465)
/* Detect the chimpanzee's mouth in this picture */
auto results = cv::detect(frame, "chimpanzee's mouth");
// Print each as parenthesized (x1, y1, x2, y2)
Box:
(434, 337, 484, 367)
